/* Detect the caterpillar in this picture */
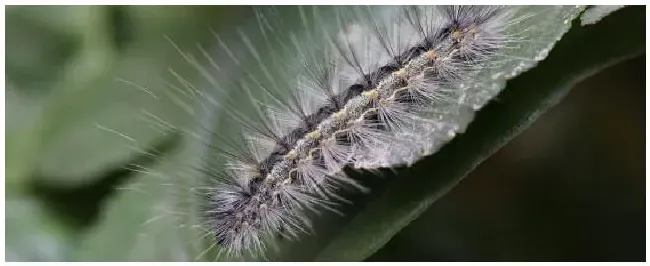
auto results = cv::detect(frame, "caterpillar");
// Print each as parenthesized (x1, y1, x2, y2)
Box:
(100, 5, 585, 261)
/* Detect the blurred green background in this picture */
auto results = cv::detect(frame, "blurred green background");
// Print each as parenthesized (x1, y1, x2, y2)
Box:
(5, 5, 645, 261)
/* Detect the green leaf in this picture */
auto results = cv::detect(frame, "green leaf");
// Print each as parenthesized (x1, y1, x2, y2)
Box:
(72, 132, 207, 261)
(314, 6, 644, 261)
(5, 196, 75, 261)
(5, 6, 245, 188)
(5, 84, 45, 191)
(5, 6, 251, 262)
(71, 76, 227, 260)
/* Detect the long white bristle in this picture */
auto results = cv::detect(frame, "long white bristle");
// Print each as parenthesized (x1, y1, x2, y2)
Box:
(102, 5, 585, 261)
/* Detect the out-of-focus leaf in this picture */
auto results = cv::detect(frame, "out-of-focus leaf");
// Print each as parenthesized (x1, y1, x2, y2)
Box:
(5, 196, 75, 262)
(31, 133, 183, 231)
(72, 120, 212, 261)
(5, 84, 45, 191)
(5, 6, 246, 187)
(67, 7, 265, 261)
(314, 6, 643, 261)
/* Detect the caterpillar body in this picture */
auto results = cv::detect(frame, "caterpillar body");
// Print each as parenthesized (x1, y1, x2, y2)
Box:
(104, 5, 584, 261)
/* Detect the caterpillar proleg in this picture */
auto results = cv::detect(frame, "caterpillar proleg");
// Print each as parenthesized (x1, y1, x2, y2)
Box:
(104, 5, 586, 261)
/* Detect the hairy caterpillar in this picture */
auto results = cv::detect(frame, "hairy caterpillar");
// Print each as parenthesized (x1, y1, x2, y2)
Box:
(97, 5, 585, 261)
